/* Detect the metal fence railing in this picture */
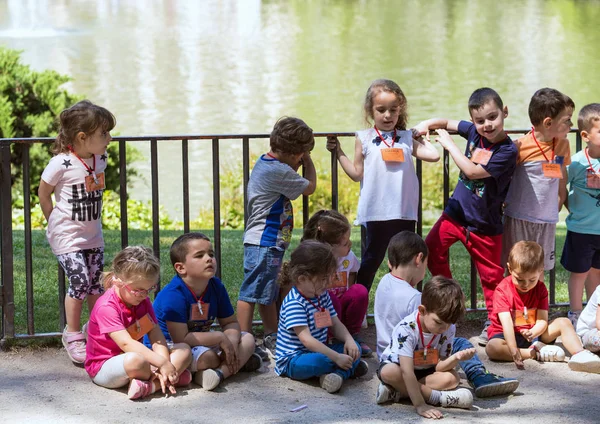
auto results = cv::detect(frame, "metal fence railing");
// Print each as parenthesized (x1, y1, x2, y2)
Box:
(0, 130, 583, 345)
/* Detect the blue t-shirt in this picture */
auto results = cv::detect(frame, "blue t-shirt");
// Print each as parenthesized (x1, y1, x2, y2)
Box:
(444, 120, 517, 235)
(151, 275, 234, 342)
(565, 149, 600, 235)
(274, 286, 337, 375)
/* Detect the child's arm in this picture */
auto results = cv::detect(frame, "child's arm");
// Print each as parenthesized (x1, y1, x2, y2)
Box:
(498, 312, 525, 369)
(435, 129, 491, 180)
(294, 325, 354, 369)
(414, 118, 461, 136)
(167, 320, 232, 351)
(399, 356, 443, 419)
(147, 325, 179, 394)
(218, 314, 243, 374)
(301, 152, 317, 196)
(326, 136, 364, 182)
(435, 348, 476, 372)
(520, 309, 549, 341)
(412, 136, 440, 163)
(330, 315, 360, 361)
(38, 180, 55, 220)
(558, 166, 568, 211)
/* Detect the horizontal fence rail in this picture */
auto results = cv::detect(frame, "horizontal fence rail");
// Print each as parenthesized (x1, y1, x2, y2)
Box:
(0, 129, 583, 344)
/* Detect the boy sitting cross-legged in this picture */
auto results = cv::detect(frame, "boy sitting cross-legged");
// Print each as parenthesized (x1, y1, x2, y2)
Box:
(152, 233, 262, 391)
(377, 275, 474, 419)
(375, 232, 519, 402)
(486, 240, 600, 373)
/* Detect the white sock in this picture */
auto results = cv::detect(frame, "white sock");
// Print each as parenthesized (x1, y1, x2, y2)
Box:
(428, 389, 442, 405)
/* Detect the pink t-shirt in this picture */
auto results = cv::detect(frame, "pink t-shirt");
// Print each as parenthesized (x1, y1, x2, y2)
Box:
(41, 152, 107, 255)
(84, 287, 157, 378)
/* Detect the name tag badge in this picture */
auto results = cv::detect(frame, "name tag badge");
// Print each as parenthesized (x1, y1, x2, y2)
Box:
(314, 310, 332, 328)
(413, 348, 439, 366)
(587, 170, 600, 189)
(190, 301, 210, 321)
(85, 172, 106, 192)
(471, 148, 492, 165)
(513, 307, 537, 326)
(329, 272, 347, 289)
(126, 313, 154, 340)
(542, 163, 562, 179)
(381, 148, 405, 162)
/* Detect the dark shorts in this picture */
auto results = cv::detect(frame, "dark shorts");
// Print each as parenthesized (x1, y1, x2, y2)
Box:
(560, 231, 600, 273)
(490, 332, 536, 349)
(377, 360, 436, 382)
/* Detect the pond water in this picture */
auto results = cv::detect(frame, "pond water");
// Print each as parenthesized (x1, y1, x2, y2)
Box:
(1, 0, 599, 218)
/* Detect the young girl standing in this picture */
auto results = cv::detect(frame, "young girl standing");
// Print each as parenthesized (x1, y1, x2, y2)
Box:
(302, 210, 371, 356)
(327, 79, 439, 292)
(85, 246, 192, 400)
(275, 240, 368, 394)
(39, 100, 115, 364)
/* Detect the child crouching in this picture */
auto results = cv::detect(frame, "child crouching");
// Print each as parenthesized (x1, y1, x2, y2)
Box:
(275, 240, 368, 393)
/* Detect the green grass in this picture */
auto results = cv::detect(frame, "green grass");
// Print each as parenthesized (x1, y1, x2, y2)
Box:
(4, 227, 570, 336)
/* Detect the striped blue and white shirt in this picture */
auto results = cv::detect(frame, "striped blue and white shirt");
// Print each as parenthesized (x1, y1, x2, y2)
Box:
(274, 286, 337, 375)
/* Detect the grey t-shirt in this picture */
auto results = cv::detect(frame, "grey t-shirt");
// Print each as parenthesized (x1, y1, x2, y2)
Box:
(243, 155, 309, 249)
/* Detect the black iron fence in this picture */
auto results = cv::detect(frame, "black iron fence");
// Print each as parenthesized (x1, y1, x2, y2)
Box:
(0, 130, 583, 344)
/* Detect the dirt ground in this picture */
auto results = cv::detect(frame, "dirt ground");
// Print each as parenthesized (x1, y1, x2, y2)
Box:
(2, 319, 600, 424)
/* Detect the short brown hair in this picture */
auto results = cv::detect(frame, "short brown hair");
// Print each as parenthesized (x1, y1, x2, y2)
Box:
(270, 117, 314, 155)
(421, 276, 465, 323)
(578, 103, 600, 133)
(507, 241, 544, 273)
(468, 87, 503, 112)
(387, 231, 428, 268)
(170, 232, 211, 270)
(528, 88, 574, 127)
(279, 240, 337, 288)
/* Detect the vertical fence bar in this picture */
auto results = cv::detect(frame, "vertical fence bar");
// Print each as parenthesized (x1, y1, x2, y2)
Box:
(331, 148, 339, 211)
(0, 142, 15, 341)
(58, 265, 66, 330)
(443, 149, 450, 208)
(302, 164, 309, 228)
(150, 139, 160, 264)
(242, 137, 250, 227)
(23, 145, 34, 334)
(576, 131, 582, 152)
(182, 139, 190, 233)
(417, 159, 423, 237)
(549, 267, 556, 305)
(470, 259, 477, 310)
(212, 138, 222, 278)
(119, 140, 128, 248)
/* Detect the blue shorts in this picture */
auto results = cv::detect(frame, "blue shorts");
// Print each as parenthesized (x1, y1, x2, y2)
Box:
(238, 244, 284, 305)
(560, 231, 600, 273)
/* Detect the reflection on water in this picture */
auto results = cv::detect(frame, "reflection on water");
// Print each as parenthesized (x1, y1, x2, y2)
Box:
(1, 0, 599, 217)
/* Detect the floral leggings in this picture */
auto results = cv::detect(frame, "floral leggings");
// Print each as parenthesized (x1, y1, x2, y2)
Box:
(581, 329, 600, 353)
(56, 247, 104, 300)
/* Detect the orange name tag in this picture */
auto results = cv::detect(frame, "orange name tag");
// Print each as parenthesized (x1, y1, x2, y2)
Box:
(314, 310, 332, 328)
(381, 148, 405, 162)
(587, 170, 600, 189)
(190, 302, 210, 321)
(85, 172, 106, 192)
(471, 148, 492, 165)
(126, 313, 154, 340)
(329, 272, 347, 289)
(513, 308, 537, 326)
(542, 163, 562, 179)
(413, 348, 439, 366)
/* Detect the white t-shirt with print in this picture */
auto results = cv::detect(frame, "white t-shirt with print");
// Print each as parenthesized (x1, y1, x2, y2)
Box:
(328, 251, 360, 298)
(380, 310, 455, 370)
(41, 152, 107, 255)
(577, 286, 600, 336)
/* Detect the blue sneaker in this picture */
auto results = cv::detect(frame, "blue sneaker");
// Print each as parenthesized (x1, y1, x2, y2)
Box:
(469, 371, 519, 398)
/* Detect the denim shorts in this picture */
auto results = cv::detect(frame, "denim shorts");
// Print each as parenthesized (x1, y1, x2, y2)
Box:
(238, 244, 284, 305)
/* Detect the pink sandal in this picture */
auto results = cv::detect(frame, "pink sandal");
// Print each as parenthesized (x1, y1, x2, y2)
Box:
(62, 328, 86, 364)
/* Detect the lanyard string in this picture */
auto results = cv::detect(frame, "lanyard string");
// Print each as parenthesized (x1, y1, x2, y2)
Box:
(530, 129, 555, 163)
(67, 146, 96, 175)
(183, 282, 208, 304)
(478, 135, 493, 151)
(585, 147, 600, 176)
(299, 289, 324, 312)
(416, 312, 437, 352)
(374, 127, 397, 148)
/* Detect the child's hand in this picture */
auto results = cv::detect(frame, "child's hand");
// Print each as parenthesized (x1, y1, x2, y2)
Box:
(410, 127, 427, 142)
(219, 334, 238, 374)
(416, 404, 443, 419)
(520, 328, 535, 342)
(344, 339, 360, 361)
(326, 136, 340, 153)
(510, 347, 525, 370)
(454, 347, 476, 361)
(156, 362, 178, 394)
(413, 122, 431, 140)
(334, 352, 354, 370)
(434, 129, 455, 150)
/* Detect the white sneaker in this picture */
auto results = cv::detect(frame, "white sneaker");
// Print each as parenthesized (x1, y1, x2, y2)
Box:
(319, 373, 343, 393)
(362, 314, 368, 329)
(439, 388, 473, 409)
(568, 350, 600, 373)
(376, 382, 402, 404)
(531, 341, 566, 362)
(568, 310, 581, 328)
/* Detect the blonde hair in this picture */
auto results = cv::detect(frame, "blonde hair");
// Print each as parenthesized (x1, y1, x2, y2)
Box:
(363, 79, 408, 130)
(103, 246, 160, 290)
(578, 103, 600, 133)
(53, 100, 116, 154)
(507, 241, 544, 274)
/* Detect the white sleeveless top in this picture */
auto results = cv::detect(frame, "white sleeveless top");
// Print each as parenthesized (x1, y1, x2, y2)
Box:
(355, 128, 418, 225)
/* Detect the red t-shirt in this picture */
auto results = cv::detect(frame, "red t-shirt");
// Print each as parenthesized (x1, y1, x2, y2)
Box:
(487, 275, 549, 338)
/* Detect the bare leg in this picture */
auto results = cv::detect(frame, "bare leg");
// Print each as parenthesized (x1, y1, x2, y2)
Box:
(236, 300, 255, 333)
(258, 303, 279, 335)
(585, 268, 600, 301)
(65, 296, 84, 332)
(86, 293, 102, 315)
(219, 332, 255, 378)
(543, 317, 583, 355)
(485, 338, 536, 361)
(169, 343, 192, 373)
(568, 271, 590, 312)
